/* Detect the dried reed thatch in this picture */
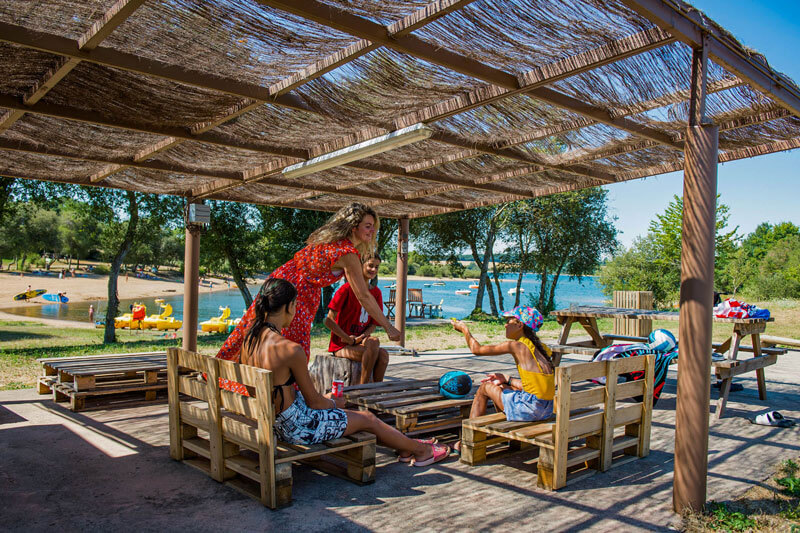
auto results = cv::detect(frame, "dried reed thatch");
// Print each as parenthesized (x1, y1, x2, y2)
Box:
(0, 0, 799, 218)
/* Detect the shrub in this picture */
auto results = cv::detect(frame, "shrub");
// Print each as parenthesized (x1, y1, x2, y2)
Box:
(462, 268, 480, 278)
(416, 264, 436, 277)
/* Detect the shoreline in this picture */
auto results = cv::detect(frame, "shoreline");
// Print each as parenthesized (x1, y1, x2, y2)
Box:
(0, 271, 236, 309)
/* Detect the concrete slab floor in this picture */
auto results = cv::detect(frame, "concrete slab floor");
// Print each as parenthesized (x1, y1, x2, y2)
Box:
(1, 350, 798, 532)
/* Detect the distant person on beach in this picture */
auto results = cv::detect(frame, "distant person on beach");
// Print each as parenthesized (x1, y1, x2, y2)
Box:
(27, 285, 32, 293)
(240, 278, 449, 465)
(88, 305, 95, 322)
(217, 203, 401, 394)
(325, 253, 388, 384)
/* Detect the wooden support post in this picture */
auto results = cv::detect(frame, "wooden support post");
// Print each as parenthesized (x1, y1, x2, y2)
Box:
(395, 218, 409, 347)
(674, 38, 717, 515)
(182, 217, 201, 352)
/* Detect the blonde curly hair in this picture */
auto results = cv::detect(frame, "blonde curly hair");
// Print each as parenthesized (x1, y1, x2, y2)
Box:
(306, 202, 380, 257)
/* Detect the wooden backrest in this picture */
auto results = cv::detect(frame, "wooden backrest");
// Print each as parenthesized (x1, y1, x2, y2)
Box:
(408, 288, 423, 302)
(167, 348, 278, 506)
(388, 289, 396, 303)
(553, 354, 654, 440)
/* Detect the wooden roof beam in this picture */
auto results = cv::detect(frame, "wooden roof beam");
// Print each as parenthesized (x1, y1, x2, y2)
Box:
(269, 0, 477, 95)
(0, 92, 309, 159)
(0, 138, 244, 181)
(404, 107, 793, 200)
(619, 0, 800, 118)
(391, 26, 675, 129)
(261, 0, 684, 151)
(0, 135, 456, 209)
(0, 0, 146, 134)
(0, 21, 313, 114)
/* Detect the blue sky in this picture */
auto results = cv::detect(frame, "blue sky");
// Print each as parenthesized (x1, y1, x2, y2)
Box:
(605, 0, 800, 247)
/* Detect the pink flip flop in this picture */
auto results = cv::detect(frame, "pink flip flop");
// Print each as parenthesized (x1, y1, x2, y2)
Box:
(410, 443, 451, 467)
(398, 438, 439, 462)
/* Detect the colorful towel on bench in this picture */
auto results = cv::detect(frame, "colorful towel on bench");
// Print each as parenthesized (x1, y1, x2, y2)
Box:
(714, 298, 770, 320)
(592, 340, 678, 405)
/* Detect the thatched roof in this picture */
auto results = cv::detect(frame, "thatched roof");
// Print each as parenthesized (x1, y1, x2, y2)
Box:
(1, 0, 799, 218)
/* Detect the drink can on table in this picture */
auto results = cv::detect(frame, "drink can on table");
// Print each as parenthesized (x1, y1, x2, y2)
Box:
(331, 380, 344, 398)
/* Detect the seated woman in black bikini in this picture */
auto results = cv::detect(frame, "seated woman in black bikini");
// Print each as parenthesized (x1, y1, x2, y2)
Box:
(239, 278, 450, 466)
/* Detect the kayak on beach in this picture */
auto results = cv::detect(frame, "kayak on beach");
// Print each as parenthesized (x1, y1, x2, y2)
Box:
(13, 289, 46, 301)
(42, 293, 69, 303)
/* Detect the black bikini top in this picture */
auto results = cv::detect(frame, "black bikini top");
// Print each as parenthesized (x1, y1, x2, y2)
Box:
(265, 321, 296, 411)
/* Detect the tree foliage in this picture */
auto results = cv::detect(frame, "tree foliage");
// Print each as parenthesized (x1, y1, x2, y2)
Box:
(504, 188, 617, 314)
(598, 195, 739, 307)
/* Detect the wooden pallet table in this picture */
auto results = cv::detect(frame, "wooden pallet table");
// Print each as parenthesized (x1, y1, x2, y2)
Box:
(343, 379, 477, 435)
(38, 352, 168, 411)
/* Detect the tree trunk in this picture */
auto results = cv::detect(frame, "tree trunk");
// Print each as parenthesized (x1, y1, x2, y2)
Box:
(537, 268, 548, 313)
(491, 248, 504, 312)
(104, 191, 139, 344)
(515, 270, 524, 307)
(223, 244, 253, 309)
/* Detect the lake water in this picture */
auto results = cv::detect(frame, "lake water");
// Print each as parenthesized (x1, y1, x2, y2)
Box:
(1, 274, 607, 323)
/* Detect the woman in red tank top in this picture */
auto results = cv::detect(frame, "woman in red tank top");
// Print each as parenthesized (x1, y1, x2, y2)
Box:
(217, 203, 400, 394)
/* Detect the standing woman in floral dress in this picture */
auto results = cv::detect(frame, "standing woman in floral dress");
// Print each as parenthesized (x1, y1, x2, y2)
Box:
(217, 203, 400, 393)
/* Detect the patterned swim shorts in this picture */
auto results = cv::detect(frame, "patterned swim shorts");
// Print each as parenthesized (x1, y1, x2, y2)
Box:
(274, 391, 348, 445)
(501, 389, 554, 422)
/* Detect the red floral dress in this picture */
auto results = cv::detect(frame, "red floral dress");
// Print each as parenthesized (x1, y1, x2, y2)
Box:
(216, 239, 359, 394)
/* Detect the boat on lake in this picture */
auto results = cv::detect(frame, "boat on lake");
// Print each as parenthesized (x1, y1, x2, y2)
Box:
(468, 284, 479, 289)
(432, 281, 445, 286)
(455, 289, 471, 295)
(508, 287, 525, 295)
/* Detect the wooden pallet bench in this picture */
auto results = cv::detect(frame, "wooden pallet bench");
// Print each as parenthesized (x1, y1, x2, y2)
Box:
(37, 352, 168, 411)
(461, 354, 655, 490)
(344, 379, 477, 435)
(168, 348, 376, 509)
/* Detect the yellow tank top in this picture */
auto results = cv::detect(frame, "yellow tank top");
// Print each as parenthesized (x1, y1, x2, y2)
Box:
(516, 337, 555, 401)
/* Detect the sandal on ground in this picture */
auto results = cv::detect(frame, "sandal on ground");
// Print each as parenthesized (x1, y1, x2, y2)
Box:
(452, 440, 461, 456)
(410, 443, 451, 467)
(750, 411, 796, 427)
(397, 438, 438, 462)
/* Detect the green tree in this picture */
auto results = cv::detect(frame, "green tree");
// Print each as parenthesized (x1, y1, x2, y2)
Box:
(598, 195, 738, 307)
(413, 207, 504, 316)
(747, 235, 800, 299)
(58, 200, 99, 269)
(202, 201, 266, 308)
(741, 221, 799, 261)
(509, 189, 617, 315)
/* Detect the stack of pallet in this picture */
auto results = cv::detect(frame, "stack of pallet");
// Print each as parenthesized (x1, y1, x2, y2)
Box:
(38, 352, 168, 411)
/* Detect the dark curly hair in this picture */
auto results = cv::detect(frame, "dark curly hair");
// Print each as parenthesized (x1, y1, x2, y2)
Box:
(243, 278, 297, 355)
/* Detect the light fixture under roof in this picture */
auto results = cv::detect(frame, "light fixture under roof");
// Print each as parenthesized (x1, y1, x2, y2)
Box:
(282, 123, 433, 179)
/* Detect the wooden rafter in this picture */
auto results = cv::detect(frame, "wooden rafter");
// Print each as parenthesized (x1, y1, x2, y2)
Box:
(402, 107, 794, 200)
(620, 0, 800, 118)
(91, 0, 476, 185)
(391, 26, 675, 129)
(404, 135, 800, 219)
(269, 0, 477, 95)
(0, 0, 146, 134)
(260, 0, 683, 151)
(0, 137, 459, 210)
(0, 17, 675, 193)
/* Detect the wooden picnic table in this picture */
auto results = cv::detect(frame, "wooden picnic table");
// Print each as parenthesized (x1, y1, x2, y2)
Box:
(549, 306, 785, 420)
(343, 379, 476, 435)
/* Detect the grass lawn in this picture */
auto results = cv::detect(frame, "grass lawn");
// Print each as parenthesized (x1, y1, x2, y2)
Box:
(2, 299, 798, 391)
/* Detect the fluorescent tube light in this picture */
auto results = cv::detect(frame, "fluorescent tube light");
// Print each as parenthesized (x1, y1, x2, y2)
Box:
(283, 123, 433, 179)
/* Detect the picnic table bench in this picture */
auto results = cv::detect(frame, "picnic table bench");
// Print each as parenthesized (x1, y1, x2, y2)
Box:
(344, 379, 476, 435)
(38, 352, 168, 411)
(461, 355, 655, 490)
(168, 348, 376, 509)
(549, 306, 786, 419)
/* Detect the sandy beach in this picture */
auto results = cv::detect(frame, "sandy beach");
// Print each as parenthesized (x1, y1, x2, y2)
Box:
(0, 271, 232, 309)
